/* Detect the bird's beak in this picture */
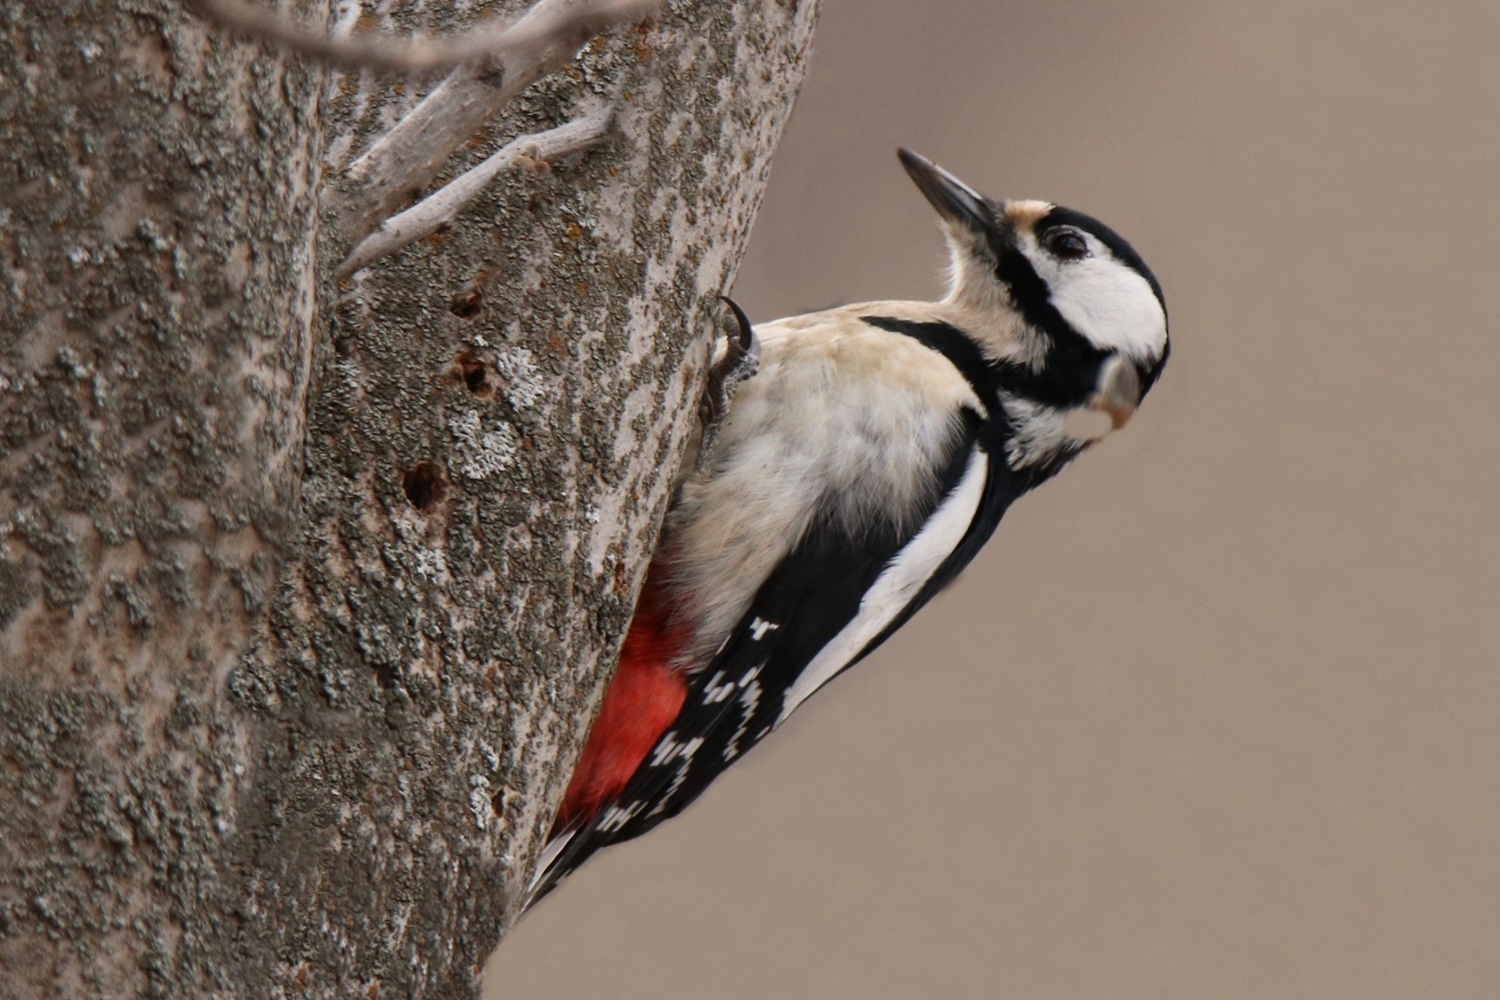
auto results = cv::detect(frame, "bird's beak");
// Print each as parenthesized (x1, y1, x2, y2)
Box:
(898, 148, 992, 231)
(1091, 355, 1142, 429)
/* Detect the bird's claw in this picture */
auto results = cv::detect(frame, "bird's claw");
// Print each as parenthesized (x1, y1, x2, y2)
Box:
(697, 296, 760, 470)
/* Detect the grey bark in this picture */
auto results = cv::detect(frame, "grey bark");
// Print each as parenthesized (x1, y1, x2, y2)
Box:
(0, 0, 819, 996)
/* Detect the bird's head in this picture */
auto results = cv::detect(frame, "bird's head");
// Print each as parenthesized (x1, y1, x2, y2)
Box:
(898, 148, 1168, 435)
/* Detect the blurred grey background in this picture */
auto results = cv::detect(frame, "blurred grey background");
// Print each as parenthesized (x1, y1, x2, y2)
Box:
(491, 0, 1500, 996)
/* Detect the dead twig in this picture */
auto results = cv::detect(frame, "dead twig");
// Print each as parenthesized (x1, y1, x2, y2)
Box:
(186, 0, 657, 76)
(192, 0, 661, 255)
(338, 108, 613, 278)
(336, 0, 658, 238)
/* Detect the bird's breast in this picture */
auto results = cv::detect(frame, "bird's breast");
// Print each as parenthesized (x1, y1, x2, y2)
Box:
(664, 308, 982, 663)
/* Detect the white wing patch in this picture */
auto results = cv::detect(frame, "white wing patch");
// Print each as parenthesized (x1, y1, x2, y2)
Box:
(777, 449, 990, 723)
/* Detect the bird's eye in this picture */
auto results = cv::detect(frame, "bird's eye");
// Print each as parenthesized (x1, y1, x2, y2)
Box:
(1044, 230, 1090, 260)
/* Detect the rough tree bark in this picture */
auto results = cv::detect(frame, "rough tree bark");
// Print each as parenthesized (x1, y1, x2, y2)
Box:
(0, 0, 819, 996)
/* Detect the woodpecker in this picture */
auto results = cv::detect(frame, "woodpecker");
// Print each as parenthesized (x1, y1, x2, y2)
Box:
(525, 148, 1169, 908)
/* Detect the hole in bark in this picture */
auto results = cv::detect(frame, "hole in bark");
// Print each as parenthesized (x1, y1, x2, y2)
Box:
(452, 350, 491, 398)
(449, 287, 483, 319)
(372, 659, 403, 693)
(402, 462, 447, 512)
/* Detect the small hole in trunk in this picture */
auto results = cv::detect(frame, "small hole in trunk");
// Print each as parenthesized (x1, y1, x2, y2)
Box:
(402, 462, 448, 512)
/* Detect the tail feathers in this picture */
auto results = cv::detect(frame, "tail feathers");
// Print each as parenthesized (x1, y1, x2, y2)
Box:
(522, 821, 582, 912)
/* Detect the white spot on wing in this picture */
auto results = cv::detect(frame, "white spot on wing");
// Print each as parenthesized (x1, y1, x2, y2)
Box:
(778, 449, 989, 722)
(596, 802, 642, 833)
(749, 617, 779, 640)
(702, 671, 735, 704)
(643, 736, 706, 819)
(650, 733, 680, 767)
(650, 731, 706, 769)
(648, 767, 690, 818)
(724, 669, 764, 761)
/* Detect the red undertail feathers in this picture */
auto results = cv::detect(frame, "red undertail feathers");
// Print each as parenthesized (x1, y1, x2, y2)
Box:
(554, 566, 689, 830)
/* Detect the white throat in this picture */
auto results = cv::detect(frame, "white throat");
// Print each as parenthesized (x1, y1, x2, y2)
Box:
(999, 393, 1098, 470)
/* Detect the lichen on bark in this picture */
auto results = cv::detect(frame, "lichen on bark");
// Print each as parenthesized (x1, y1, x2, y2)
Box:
(0, 0, 819, 996)
(1, 0, 323, 993)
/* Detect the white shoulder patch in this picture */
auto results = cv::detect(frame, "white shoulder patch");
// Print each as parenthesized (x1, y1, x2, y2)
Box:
(777, 449, 989, 722)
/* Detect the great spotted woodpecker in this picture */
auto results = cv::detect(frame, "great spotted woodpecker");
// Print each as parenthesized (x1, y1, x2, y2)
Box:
(525, 149, 1169, 908)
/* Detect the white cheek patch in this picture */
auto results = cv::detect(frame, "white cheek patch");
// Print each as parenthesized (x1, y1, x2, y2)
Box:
(1047, 257, 1167, 361)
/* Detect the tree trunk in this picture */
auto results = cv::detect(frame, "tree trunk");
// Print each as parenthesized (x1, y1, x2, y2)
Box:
(0, 0, 819, 995)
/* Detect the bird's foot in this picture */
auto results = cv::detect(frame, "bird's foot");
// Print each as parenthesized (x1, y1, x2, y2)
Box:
(697, 296, 760, 471)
